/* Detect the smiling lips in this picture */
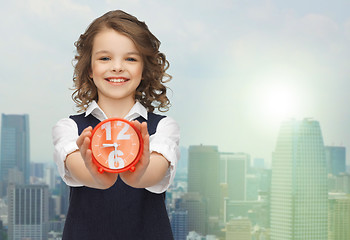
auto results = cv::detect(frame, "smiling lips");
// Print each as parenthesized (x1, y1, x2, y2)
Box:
(106, 77, 129, 83)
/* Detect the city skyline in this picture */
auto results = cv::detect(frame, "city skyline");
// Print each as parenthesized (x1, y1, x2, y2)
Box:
(0, 116, 348, 239)
(0, 0, 349, 167)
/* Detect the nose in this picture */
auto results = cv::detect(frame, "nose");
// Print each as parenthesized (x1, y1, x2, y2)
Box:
(111, 60, 124, 72)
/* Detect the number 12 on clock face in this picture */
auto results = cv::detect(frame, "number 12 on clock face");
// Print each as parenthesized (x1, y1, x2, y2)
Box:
(101, 121, 131, 141)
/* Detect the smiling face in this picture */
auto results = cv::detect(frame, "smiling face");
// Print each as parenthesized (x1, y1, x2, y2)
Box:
(90, 28, 144, 105)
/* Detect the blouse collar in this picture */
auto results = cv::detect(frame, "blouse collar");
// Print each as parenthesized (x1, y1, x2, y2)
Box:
(85, 100, 148, 122)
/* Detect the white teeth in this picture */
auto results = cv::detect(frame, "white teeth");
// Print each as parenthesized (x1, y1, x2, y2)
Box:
(108, 78, 127, 83)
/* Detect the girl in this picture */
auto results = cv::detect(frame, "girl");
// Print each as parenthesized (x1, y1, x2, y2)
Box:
(52, 10, 180, 239)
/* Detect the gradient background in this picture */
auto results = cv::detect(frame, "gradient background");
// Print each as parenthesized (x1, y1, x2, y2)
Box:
(0, 0, 349, 167)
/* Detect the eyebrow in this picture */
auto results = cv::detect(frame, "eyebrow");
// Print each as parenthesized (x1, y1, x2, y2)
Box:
(94, 50, 141, 56)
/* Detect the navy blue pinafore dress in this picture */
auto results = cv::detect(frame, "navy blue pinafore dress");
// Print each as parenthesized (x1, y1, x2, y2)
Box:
(62, 113, 174, 240)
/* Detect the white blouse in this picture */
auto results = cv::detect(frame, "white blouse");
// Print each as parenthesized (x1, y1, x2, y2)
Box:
(52, 101, 180, 193)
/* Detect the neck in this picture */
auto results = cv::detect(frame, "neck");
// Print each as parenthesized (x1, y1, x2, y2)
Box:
(97, 97, 135, 119)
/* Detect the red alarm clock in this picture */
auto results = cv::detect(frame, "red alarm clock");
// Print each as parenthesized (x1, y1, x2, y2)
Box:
(90, 118, 143, 173)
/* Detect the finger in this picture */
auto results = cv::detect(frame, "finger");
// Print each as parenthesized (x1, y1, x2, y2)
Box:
(80, 135, 91, 161)
(143, 132, 150, 154)
(84, 148, 102, 178)
(76, 133, 84, 148)
(76, 126, 92, 147)
(84, 148, 94, 169)
(78, 132, 91, 151)
(140, 122, 148, 138)
(141, 122, 150, 158)
(131, 120, 141, 131)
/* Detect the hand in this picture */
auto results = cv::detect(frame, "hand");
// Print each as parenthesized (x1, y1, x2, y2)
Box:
(75, 126, 118, 189)
(119, 120, 150, 187)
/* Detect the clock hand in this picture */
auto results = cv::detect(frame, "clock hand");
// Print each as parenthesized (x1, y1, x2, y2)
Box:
(103, 143, 120, 158)
(113, 143, 119, 158)
(102, 143, 115, 148)
(112, 143, 125, 169)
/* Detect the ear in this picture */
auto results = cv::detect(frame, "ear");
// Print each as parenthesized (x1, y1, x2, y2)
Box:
(88, 67, 93, 79)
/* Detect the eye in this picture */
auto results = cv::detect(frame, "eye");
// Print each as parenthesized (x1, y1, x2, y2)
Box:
(126, 57, 137, 62)
(99, 57, 111, 61)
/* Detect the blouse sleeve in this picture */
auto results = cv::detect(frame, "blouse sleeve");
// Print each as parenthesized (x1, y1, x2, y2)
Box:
(52, 118, 83, 186)
(146, 116, 180, 193)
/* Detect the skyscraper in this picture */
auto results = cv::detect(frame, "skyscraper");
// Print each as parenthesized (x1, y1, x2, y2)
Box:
(60, 181, 70, 216)
(328, 193, 350, 240)
(188, 145, 220, 219)
(270, 119, 328, 240)
(177, 192, 206, 236)
(170, 209, 188, 240)
(0, 114, 30, 185)
(221, 152, 248, 201)
(7, 184, 49, 240)
(325, 146, 346, 176)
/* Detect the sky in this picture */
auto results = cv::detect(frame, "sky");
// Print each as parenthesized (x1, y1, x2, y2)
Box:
(0, 0, 349, 166)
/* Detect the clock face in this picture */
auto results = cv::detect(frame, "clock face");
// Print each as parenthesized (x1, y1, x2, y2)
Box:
(90, 118, 143, 173)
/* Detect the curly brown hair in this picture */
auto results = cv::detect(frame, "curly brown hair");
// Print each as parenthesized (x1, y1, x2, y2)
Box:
(72, 10, 172, 113)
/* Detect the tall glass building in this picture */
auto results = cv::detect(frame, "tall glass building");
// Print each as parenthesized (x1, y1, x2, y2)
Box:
(0, 114, 30, 184)
(220, 152, 249, 201)
(170, 209, 188, 240)
(270, 119, 328, 240)
(328, 193, 350, 240)
(188, 145, 220, 235)
(325, 146, 346, 176)
(188, 145, 220, 217)
(7, 184, 49, 240)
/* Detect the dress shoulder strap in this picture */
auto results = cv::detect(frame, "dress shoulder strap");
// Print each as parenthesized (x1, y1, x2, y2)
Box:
(69, 112, 166, 136)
